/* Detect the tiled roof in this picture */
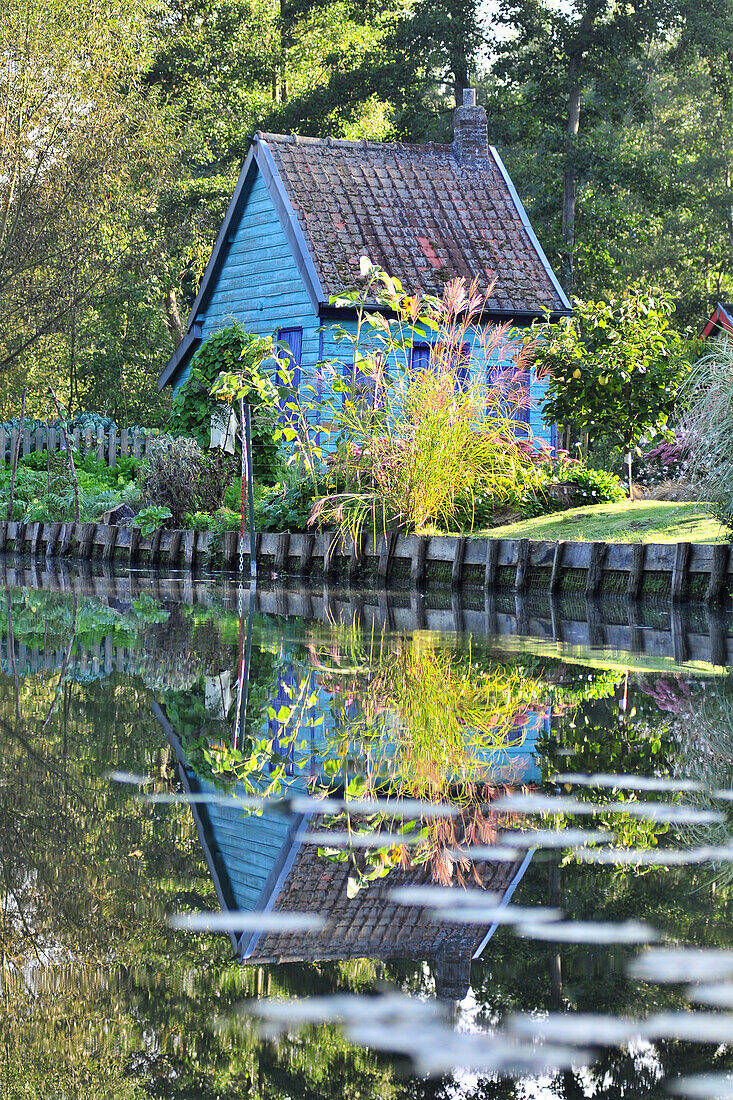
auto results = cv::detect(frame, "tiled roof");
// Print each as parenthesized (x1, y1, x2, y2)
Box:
(258, 132, 567, 316)
(244, 833, 523, 1002)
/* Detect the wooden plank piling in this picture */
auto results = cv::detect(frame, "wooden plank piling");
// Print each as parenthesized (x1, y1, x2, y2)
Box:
(168, 529, 183, 567)
(275, 532, 290, 574)
(549, 540, 565, 594)
(45, 522, 62, 557)
(411, 535, 428, 587)
(150, 527, 162, 565)
(129, 526, 141, 565)
(706, 544, 729, 605)
(585, 541, 606, 598)
(671, 541, 691, 602)
(349, 531, 364, 580)
(451, 537, 467, 588)
(299, 533, 315, 575)
(79, 523, 96, 560)
(0, 517, 727, 611)
(484, 539, 499, 589)
(183, 529, 196, 568)
(377, 532, 393, 584)
(515, 538, 531, 592)
(323, 532, 339, 578)
(223, 530, 238, 568)
(101, 526, 117, 562)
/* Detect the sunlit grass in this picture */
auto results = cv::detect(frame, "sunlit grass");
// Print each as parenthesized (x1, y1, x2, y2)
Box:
(471, 500, 727, 543)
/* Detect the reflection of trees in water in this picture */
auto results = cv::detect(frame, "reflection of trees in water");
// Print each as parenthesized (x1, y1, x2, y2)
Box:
(664, 672, 733, 872)
(0, 649, 419, 1098)
(281, 630, 550, 888)
(1, 588, 733, 1098)
(138, 605, 235, 692)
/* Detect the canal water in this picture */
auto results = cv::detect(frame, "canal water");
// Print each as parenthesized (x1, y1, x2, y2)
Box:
(2, 568, 733, 1099)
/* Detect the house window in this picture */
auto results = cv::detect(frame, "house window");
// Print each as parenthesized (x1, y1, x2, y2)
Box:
(341, 361, 378, 409)
(487, 360, 530, 430)
(413, 342, 470, 389)
(276, 327, 303, 420)
(411, 343, 431, 373)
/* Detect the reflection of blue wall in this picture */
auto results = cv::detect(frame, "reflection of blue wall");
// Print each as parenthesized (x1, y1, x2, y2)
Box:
(261, 662, 546, 786)
(193, 774, 302, 915)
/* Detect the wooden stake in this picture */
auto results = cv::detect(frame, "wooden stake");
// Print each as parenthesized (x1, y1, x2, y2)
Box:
(48, 387, 80, 523)
(7, 388, 26, 521)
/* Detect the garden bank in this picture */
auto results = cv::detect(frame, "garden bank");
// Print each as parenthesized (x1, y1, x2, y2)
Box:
(2, 519, 733, 605)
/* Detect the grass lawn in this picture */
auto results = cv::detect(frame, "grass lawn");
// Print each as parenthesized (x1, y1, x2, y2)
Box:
(473, 501, 729, 543)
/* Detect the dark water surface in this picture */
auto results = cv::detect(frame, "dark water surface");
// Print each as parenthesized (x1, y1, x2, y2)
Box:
(3, 567, 733, 1099)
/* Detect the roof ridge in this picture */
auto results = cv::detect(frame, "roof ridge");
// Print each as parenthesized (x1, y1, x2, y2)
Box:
(255, 130, 454, 155)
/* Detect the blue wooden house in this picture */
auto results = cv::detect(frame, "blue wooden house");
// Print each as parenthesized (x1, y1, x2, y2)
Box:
(159, 90, 571, 445)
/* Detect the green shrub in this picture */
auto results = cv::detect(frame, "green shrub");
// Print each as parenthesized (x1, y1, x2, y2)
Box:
(299, 263, 547, 538)
(520, 463, 626, 518)
(682, 340, 733, 530)
(170, 323, 281, 484)
(182, 509, 243, 532)
(140, 437, 235, 527)
(78, 452, 142, 485)
(255, 480, 320, 533)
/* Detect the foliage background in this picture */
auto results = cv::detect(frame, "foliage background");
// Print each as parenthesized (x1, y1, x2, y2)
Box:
(4, 0, 733, 426)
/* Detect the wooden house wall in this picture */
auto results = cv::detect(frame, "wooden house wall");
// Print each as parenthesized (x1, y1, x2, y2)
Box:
(175, 169, 320, 393)
(318, 318, 553, 446)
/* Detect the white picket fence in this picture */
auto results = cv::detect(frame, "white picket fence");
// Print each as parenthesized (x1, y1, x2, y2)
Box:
(0, 425, 154, 468)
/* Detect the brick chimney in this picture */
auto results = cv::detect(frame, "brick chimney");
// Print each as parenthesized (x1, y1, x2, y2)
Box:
(452, 88, 489, 167)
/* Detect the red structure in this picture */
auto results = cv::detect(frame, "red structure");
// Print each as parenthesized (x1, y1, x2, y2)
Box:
(701, 303, 733, 339)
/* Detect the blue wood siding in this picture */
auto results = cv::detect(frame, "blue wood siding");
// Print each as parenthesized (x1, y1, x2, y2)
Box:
(174, 168, 320, 393)
(188, 771, 301, 913)
(318, 318, 553, 447)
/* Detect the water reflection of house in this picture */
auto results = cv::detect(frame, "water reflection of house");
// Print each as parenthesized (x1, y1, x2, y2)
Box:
(157, 701, 533, 1002)
(262, 662, 546, 787)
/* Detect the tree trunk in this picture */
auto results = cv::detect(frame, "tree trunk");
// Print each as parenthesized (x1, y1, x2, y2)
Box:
(164, 288, 184, 347)
(725, 148, 733, 262)
(48, 387, 80, 523)
(7, 388, 26, 521)
(451, 47, 469, 107)
(561, 58, 582, 296)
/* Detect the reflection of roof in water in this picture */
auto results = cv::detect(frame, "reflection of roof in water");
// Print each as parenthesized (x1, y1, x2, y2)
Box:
(158, 702, 529, 1002)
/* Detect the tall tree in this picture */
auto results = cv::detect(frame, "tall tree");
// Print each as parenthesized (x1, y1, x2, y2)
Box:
(490, 0, 682, 295)
(0, 0, 175, 380)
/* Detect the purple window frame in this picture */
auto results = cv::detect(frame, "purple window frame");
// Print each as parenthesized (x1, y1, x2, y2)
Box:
(276, 327, 303, 421)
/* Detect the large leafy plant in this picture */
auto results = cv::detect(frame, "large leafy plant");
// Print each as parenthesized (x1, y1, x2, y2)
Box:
(170, 323, 281, 484)
(536, 288, 689, 497)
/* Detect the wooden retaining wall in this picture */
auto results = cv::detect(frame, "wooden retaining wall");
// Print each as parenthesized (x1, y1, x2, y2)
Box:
(1, 522, 732, 605)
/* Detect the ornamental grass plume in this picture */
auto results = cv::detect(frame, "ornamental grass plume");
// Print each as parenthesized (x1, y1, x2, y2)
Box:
(308, 269, 542, 540)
